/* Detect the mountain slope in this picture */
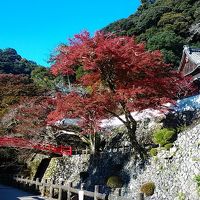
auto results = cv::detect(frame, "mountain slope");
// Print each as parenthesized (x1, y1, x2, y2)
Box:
(103, 0, 200, 67)
(0, 48, 41, 75)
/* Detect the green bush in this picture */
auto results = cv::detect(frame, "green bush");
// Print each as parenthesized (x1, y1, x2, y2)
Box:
(140, 182, 156, 196)
(195, 175, 200, 195)
(153, 128, 176, 147)
(106, 176, 123, 188)
(150, 148, 158, 156)
(164, 143, 173, 150)
(195, 175, 200, 186)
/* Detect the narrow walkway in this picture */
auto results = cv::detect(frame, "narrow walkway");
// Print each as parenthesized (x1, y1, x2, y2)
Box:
(0, 184, 46, 200)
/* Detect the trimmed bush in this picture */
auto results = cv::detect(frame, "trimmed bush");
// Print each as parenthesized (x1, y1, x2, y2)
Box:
(106, 176, 123, 188)
(153, 128, 176, 147)
(150, 148, 158, 156)
(140, 182, 155, 196)
(164, 143, 173, 150)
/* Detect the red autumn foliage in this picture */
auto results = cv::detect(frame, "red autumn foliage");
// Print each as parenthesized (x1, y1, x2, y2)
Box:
(49, 31, 195, 156)
(12, 96, 52, 139)
(0, 74, 52, 140)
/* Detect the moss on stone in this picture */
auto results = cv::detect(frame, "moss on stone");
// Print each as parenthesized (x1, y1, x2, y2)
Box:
(164, 143, 174, 150)
(178, 192, 186, 200)
(140, 182, 155, 196)
(43, 158, 58, 179)
(150, 148, 158, 157)
(27, 154, 48, 179)
(106, 176, 123, 188)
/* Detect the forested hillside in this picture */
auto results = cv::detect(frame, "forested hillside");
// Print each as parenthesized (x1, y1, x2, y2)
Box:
(0, 48, 40, 75)
(103, 0, 200, 67)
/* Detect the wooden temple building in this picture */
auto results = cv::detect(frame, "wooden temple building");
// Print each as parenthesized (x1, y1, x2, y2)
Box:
(179, 45, 200, 81)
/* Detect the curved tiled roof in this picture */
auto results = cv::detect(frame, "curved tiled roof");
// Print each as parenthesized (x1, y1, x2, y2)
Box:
(179, 46, 200, 76)
(185, 46, 200, 65)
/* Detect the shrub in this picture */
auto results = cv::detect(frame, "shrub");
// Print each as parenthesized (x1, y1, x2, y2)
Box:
(149, 148, 158, 156)
(106, 176, 123, 188)
(164, 143, 173, 150)
(140, 182, 156, 196)
(195, 175, 200, 187)
(194, 175, 200, 195)
(153, 128, 176, 147)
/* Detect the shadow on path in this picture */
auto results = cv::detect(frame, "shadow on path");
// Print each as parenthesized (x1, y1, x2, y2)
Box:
(0, 184, 46, 200)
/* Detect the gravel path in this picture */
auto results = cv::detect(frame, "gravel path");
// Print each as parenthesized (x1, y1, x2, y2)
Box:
(0, 184, 46, 200)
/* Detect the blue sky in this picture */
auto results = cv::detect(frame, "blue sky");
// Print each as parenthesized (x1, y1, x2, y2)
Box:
(0, 0, 140, 67)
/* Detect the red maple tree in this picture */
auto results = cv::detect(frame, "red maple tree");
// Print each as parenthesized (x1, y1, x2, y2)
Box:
(48, 31, 194, 157)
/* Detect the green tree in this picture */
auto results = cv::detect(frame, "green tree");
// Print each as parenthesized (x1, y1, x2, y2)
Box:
(103, 0, 199, 67)
(147, 30, 184, 66)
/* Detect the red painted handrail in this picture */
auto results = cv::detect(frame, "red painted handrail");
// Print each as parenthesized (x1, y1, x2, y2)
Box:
(0, 137, 72, 156)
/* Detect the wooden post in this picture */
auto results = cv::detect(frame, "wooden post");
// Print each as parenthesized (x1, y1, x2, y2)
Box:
(35, 178, 39, 191)
(67, 182, 72, 200)
(58, 180, 63, 200)
(138, 193, 144, 200)
(25, 178, 28, 190)
(122, 146, 125, 154)
(79, 183, 84, 200)
(49, 179, 54, 199)
(94, 185, 99, 200)
(115, 188, 121, 196)
(29, 178, 33, 187)
(20, 176, 23, 189)
(41, 179, 47, 197)
(15, 176, 19, 188)
(80, 183, 84, 190)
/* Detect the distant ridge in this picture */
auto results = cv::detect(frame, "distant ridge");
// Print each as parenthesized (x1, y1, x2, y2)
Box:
(0, 48, 41, 75)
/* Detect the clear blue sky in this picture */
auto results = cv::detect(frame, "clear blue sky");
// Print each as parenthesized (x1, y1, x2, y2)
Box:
(0, 0, 140, 67)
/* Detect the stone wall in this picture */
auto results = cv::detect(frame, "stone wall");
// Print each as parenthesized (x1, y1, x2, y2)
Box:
(26, 154, 49, 179)
(41, 122, 200, 200)
(43, 154, 90, 185)
(125, 124, 200, 200)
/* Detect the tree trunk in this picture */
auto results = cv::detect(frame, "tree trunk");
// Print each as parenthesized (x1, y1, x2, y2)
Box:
(126, 121, 146, 160)
(89, 133, 96, 155)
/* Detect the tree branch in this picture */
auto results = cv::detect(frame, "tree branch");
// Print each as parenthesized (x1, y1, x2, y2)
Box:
(105, 108, 126, 124)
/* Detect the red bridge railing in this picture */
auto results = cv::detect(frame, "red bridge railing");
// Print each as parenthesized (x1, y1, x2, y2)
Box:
(0, 137, 72, 156)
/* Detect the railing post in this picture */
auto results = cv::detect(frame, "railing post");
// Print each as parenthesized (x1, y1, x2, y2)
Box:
(67, 182, 72, 200)
(79, 183, 84, 200)
(58, 180, 63, 200)
(115, 188, 121, 196)
(35, 178, 40, 191)
(15, 175, 19, 188)
(41, 179, 47, 197)
(94, 185, 99, 200)
(138, 193, 144, 200)
(49, 179, 54, 199)
(25, 178, 28, 190)
(19, 176, 22, 189)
